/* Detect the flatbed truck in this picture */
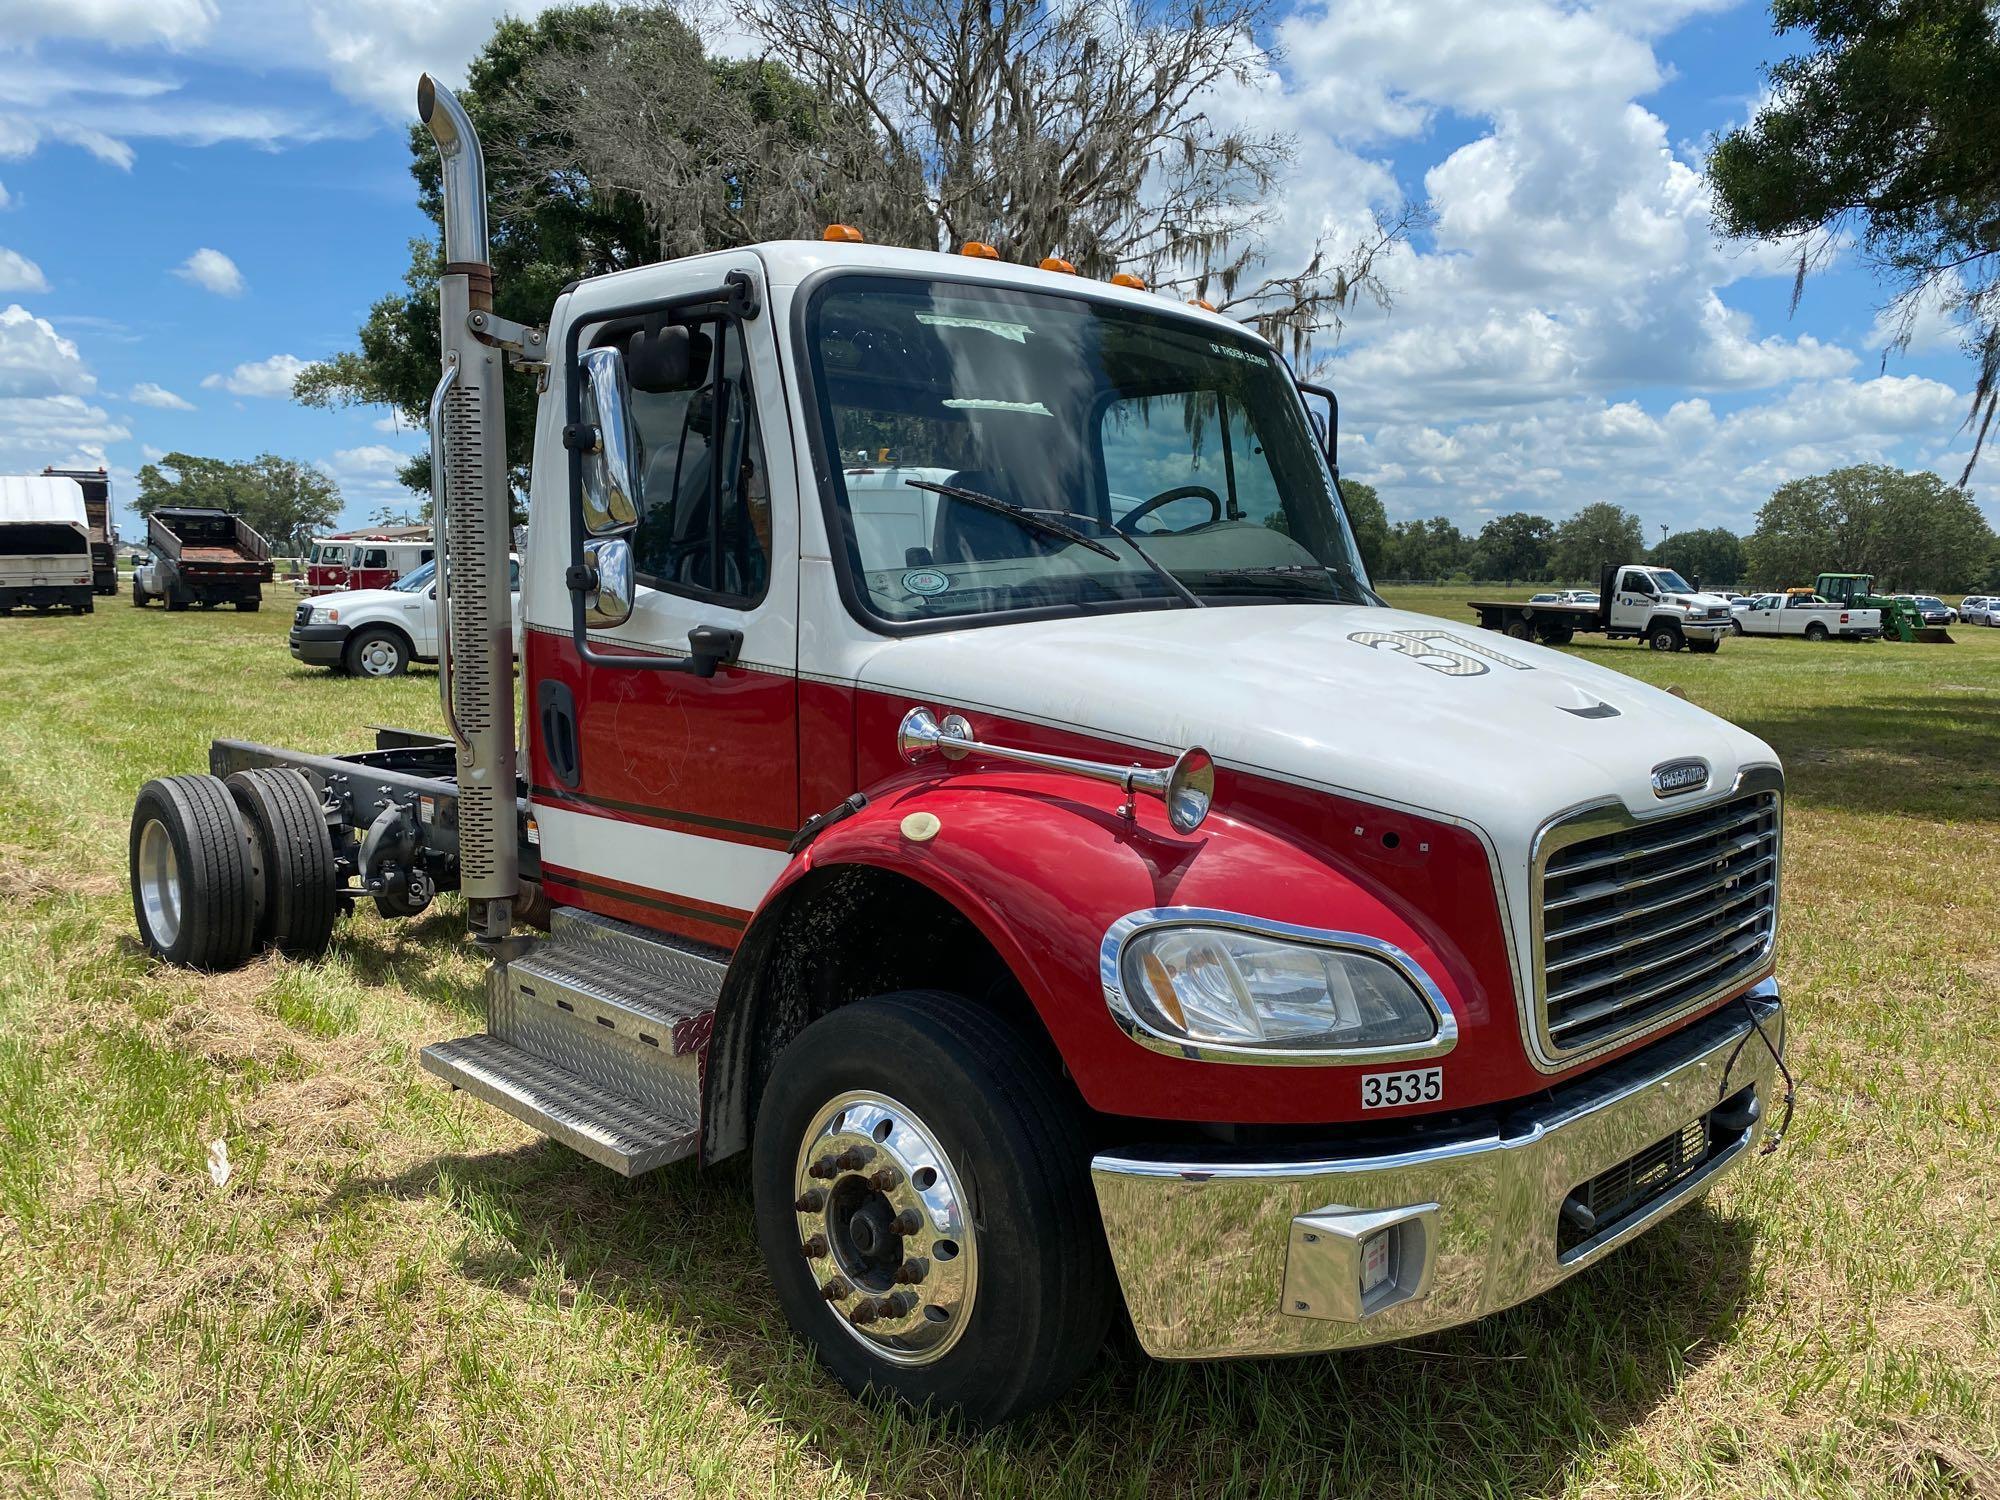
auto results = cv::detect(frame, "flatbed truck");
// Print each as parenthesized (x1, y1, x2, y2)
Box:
(132, 506, 274, 611)
(1469, 564, 1735, 652)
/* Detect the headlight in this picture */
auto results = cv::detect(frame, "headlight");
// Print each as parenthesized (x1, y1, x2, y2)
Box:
(1104, 914, 1454, 1061)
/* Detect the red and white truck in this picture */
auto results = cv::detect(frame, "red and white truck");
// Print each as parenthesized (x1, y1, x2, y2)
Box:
(124, 79, 1791, 1424)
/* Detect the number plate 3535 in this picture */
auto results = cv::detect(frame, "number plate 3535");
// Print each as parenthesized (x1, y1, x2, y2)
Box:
(1360, 1066, 1443, 1110)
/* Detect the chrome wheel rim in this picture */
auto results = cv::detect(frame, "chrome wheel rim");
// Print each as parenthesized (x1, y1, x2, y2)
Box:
(137, 819, 182, 948)
(793, 1090, 977, 1366)
(357, 638, 400, 676)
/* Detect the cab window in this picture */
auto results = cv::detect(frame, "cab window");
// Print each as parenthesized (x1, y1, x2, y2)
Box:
(361, 548, 389, 570)
(623, 321, 770, 605)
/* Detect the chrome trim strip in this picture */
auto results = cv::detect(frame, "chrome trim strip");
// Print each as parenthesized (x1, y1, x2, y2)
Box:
(1098, 906, 1459, 1067)
(1521, 764, 1783, 1074)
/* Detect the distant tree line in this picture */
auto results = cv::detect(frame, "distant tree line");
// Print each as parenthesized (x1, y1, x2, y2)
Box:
(133, 452, 341, 558)
(1345, 465, 1997, 592)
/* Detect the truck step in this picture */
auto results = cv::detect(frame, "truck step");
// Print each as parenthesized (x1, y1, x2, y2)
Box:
(508, 931, 718, 1056)
(420, 1034, 698, 1176)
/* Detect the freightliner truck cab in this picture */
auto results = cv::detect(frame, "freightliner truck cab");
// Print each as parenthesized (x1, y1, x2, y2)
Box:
(125, 78, 1790, 1424)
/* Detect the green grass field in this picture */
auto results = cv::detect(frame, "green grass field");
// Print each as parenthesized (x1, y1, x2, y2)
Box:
(0, 587, 1994, 1498)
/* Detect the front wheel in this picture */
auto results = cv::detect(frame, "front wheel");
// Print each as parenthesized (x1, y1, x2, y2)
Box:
(344, 626, 410, 678)
(753, 992, 1113, 1426)
(1647, 622, 1682, 652)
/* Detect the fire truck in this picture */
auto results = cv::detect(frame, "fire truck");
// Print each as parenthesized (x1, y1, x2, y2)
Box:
(124, 78, 1790, 1424)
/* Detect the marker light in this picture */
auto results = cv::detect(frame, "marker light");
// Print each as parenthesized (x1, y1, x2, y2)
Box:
(1110, 272, 1146, 289)
(1360, 1228, 1394, 1295)
(1040, 256, 1076, 274)
(822, 224, 864, 242)
(1189, 297, 1217, 311)
(961, 241, 1001, 260)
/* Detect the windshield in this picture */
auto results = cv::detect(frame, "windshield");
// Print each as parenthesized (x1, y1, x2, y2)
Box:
(1647, 568, 1695, 593)
(805, 275, 1373, 626)
(393, 560, 435, 592)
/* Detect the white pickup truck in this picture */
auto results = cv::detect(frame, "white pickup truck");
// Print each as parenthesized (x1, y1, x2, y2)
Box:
(1732, 592, 1880, 641)
(288, 556, 521, 676)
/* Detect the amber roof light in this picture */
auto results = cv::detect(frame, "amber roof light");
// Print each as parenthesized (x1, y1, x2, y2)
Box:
(1110, 272, 1146, 289)
(823, 224, 864, 242)
(1189, 298, 1217, 312)
(961, 241, 1002, 260)
(1039, 256, 1076, 274)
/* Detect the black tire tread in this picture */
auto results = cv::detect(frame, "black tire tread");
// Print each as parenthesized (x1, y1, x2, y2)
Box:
(227, 768, 338, 957)
(129, 774, 256, 970)
(753, 990, 1113, 1425)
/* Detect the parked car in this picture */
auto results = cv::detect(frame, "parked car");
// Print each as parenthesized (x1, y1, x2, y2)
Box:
(289, 556, 521, 677)
(1960, 595, 1998, 625)
(1908, 595, 1956, 626)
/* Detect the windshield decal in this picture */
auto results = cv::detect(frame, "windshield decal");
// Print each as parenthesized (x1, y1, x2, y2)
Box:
(901, 568, 951, 596)
(941, 398, 1052, 415)
(1348, 628, 1533, 677)
(916, 312, 1030, 343)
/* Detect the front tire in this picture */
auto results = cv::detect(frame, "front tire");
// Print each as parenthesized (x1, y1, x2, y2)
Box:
(1647, 621, 1682, 652)
(129, 775, 256, 969)
(344, 626, 410, 678)
(753, 992, 1113, 1425)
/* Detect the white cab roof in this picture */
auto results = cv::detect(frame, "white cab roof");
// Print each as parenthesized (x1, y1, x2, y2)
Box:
(0, 475, 88, 528)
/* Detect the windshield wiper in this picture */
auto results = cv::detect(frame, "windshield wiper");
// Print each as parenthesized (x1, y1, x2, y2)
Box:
(905, 480, 1119, 561)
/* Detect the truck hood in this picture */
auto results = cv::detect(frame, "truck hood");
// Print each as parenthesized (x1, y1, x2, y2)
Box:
(306, 586, 420, 612)
(853, 605, 1778, 845)
(1669, 592, 1731, 611)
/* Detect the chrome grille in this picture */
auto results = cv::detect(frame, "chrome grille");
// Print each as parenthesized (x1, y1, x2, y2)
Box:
(1534, 786, 1780, 1059)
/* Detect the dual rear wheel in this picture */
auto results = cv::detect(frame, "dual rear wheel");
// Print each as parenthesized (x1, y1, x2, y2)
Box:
(129, 770, 339, 968)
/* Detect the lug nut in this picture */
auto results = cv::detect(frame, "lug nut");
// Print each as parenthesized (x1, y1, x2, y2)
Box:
(869, 1167, 900, 1192)
(820, 1277, 851, 1302)
(893, 1208, 924, 1236)
(880, 1292, 914, 1319)
(794, 1189, 826, 1212)
(894, 1258, 928, 1284)
(835, 1146, 873, 1171)
(800, 1233, 829, 1258)
(808, 1155, 839, 1180)
(849, 1301, 880, 1326)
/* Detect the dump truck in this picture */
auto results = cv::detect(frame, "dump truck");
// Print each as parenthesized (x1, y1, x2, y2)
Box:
(40, 464, 119, 594)
(1468, 563, 1735, 652)
(121, 77, 1792, 1425)
(0, 473, 94, 614)
(132, 506, 274, 611)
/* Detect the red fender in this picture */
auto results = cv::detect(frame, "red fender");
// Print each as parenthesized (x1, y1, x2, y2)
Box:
(760, 762, 1526, 1126)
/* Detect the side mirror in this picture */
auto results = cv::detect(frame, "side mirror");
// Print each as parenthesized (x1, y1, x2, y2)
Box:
(579, 346, 640, 536)
(583, 536, 634, 627)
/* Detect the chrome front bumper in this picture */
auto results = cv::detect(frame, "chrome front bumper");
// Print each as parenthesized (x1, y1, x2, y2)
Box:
(1090, 980, 1783, 1359)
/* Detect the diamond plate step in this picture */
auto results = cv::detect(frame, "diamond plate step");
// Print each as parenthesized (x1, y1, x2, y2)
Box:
(421, 1034, 698, 1176)
(507, 941, 715, 1055)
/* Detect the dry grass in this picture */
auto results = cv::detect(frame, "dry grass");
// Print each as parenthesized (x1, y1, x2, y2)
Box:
(0, 587, 1994, 1497)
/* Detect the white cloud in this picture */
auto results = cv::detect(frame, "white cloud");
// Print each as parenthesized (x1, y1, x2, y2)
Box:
(0, 246, 46, 293)
(201, 352, 309, 398)
(0, 393, 127, 471)
(329, 443, 405, 472)
(0, 181, 10, 209)
(1869, 273, 1967, 361)
(0, 0, 218, 48)
(171, 246, 245, 297)
(0, 303, 92, 398)
(129, 381, 194, 410)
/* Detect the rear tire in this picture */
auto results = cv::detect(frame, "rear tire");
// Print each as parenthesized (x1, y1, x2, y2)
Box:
(1504, 619, 1532, 640)
(1688, 638, 1720, 654)
(165, 594, 187, 612)
(753, 991, 1113, 1426)
(235, 599, 260, 613)
(1804, 622, 1829, 641)
(129, 775, 256, 970)
(1647, 621, 1682, 652)
(343, 626, 410, 678)
(226, 769, 339, 958)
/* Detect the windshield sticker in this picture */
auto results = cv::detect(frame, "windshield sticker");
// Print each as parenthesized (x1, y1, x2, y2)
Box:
(1209, 341, 1269, 366)
(941, 398, 1052, 416)
(902, 568, 952, 596)
(916, 312, 1031, 343)
(1348, 628, 1533, 677)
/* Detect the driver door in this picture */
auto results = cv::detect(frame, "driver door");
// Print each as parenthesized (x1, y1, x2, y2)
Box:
(527, 257, 800, 948)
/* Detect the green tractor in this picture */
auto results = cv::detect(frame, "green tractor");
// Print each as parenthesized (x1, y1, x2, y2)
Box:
(1815, 572, 1954, 643)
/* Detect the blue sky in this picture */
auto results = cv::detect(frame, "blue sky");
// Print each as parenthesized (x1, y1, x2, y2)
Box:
(0, 0, 1986, 543)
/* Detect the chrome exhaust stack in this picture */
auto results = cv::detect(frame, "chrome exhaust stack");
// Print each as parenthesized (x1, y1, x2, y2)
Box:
(420, 74, 518, 941)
